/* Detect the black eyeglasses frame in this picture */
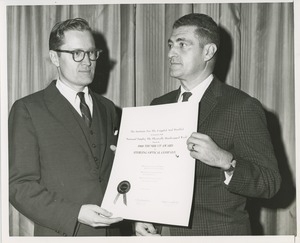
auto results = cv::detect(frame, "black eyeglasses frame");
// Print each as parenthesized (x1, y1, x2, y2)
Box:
(54, 49, 102, 62)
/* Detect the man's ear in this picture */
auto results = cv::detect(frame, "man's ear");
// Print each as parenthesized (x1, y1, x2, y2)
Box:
(49, 50, 60, 67)
(203, 43, 217, 62)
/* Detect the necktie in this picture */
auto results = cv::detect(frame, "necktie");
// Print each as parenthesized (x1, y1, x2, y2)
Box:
(182, 92, 192, 102)
(77, 92, 92, 127)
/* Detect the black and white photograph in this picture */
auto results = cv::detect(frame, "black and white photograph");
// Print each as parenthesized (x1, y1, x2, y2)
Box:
(0, 0, 297, 243)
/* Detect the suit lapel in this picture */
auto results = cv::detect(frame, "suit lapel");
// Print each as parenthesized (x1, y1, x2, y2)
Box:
(43, 81, 92, 155)
(91, 94, 107, 146)
(91, 93, 107, 167)
(158, 88, 181, 104)
(170, 88, 181, 103)
(198, 78, 221, 128)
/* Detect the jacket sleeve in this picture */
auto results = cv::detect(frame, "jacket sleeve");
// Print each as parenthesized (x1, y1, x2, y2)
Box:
(226, 97, 281, 198)
(9, 100, 81, 236)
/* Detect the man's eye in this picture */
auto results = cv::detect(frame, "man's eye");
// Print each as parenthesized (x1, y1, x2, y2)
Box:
(74, 51, 83, 57)
(168, 43, 172, 49)
(179, 42, 187, 47)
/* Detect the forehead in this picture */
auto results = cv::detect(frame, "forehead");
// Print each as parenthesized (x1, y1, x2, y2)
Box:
(61, 30, 95, 49)
(169, 26, 199, 42)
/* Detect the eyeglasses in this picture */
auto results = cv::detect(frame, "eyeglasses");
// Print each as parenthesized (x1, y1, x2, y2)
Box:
(54, 49, 102, 62)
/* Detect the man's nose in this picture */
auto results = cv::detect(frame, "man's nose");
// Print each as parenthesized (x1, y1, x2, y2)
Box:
(81, 52, 92, 65)
(168, 46, 177, 59)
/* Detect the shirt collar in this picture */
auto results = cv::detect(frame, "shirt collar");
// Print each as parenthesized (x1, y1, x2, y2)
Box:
(56, 79, 79, 104)
(179, 74, 213, 103)
(56, 79, 92, 108)
(57, 78, 90, 96)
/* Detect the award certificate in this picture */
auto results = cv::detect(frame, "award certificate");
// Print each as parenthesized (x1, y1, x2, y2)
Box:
(101, 102, 198, 226)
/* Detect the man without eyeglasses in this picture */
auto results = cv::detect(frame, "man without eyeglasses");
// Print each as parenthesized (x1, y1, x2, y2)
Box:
(9, 18, 123, 236)
(135, 13, 281, 236)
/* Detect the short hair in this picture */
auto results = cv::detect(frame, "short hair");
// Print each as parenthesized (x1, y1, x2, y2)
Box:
(49, 18, 92, 50)
(173, 13, 220, 49)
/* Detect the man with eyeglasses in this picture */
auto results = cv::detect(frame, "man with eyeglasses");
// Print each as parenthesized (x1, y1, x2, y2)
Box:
(9, 18, 124, 236)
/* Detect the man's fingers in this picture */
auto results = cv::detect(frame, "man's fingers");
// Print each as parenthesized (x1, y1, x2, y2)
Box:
(95, 207, 112, 217)
(78, 204, 123, 228)
(135, 222, 160, 236)
(145, 223, 157, 234)
(190, 132, 206, 139)
(93, 215, 123, 227)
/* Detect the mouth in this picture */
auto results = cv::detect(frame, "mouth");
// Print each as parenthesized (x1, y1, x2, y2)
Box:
(169, 62, 181, 68)
(169, 59, 181, 66)
(78, 70, 92, 73)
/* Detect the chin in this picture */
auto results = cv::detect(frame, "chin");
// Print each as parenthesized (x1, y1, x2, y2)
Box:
(81, 75, 94, 83)
(170, 72, 182, 79)
(79, 79, 93, 87)
(86, 79, 94, 85)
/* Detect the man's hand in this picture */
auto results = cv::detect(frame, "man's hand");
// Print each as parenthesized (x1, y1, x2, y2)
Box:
(135, 222, 161, 236)
(78, 204, 123, 227)
(187, 132, 233, 170)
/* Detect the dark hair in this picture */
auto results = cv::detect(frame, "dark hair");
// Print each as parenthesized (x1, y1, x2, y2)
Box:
(173, 13, 220, 48)
(49, 18, 92, 50)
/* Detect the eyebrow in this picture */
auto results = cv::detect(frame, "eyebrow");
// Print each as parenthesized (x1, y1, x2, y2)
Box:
(168, 37, 191, 44)
(67, 48, 97, 51)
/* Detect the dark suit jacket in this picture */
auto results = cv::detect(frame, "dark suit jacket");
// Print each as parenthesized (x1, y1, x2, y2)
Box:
(151, 78, 281, 235)
(9, 80, 118, 236)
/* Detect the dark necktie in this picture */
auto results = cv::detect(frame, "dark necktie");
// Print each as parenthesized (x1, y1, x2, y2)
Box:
(182, 92, 192, 102)
(77, 92, 92, 127)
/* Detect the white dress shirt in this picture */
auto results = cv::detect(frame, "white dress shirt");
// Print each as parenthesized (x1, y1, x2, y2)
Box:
(56, 79, 93, 117)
